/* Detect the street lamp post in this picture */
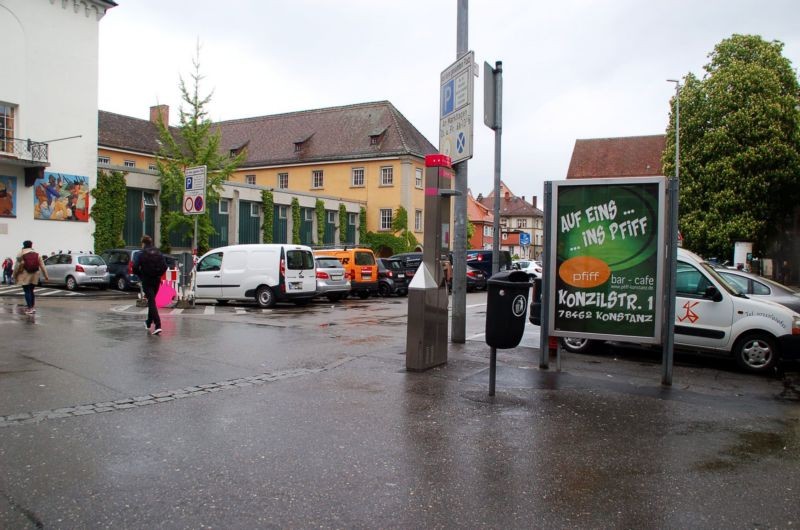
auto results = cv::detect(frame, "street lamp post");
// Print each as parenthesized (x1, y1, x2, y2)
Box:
(663, 79, 681, 385)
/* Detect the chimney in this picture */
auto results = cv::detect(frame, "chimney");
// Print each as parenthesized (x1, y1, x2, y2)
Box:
(533, 196, 537, 209)
(521, 195, 525, 203)
(150, 105, 169, 125)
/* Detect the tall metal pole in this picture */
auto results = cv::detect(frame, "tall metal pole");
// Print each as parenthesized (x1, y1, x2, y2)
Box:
(491, 62, 502, 276)
(451, 0, 469, 343)
(663, 80, 680, 386)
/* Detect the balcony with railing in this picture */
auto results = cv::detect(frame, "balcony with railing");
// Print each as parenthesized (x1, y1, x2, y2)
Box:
(0, 137, 49, 166)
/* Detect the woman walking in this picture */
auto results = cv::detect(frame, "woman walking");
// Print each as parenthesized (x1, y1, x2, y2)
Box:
(14, 240, 49, 314)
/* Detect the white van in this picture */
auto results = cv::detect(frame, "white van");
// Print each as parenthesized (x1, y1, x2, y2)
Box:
(194, 244, 316, 308)
(536, 248, 800, 374)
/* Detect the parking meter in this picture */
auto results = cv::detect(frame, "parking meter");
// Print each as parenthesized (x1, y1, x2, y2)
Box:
(406, 154, 453, 371)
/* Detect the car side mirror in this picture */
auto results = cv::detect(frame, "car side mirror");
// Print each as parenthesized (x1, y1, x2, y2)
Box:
(704, 285, 723, 302)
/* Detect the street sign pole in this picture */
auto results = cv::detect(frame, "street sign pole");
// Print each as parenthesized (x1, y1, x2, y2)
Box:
(451, 0, 470, 343)
(484, 61, 502, 276)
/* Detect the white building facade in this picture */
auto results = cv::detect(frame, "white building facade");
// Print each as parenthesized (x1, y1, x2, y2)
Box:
(0, 0, 115, 260)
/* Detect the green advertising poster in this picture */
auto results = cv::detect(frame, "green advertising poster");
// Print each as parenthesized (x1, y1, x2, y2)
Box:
(549, 178, 664, 342)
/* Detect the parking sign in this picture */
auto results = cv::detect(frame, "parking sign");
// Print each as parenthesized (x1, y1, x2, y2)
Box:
(439, 51, 474, 164)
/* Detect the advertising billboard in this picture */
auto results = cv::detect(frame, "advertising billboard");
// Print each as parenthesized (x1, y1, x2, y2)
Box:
(548, 177, 665, 343)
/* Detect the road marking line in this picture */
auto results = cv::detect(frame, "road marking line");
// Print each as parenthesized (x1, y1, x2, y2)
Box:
(235, 308, 246, 314)
(203, 306, 214, 315)
(170, 308, 184, 315)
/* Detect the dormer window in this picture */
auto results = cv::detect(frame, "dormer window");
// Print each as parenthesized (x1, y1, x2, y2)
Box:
(369, 127, 387, 146)
(294, 133, 313, 153)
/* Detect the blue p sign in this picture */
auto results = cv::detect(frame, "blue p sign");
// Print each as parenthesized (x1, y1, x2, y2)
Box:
(441, 79, 455, 118)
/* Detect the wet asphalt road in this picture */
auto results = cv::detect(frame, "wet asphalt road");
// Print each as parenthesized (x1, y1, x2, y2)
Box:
(0, 294, 798, 529)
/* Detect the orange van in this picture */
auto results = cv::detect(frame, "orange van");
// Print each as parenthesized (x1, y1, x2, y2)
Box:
(314, 248, 378, 299)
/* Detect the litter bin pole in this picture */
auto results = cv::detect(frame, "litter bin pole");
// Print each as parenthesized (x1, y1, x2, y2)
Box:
(485, 270, 531, 395)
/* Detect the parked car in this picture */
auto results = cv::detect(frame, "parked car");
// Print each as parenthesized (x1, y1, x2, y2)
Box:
(377, 258, 408, 296)
(41, 253, 109, 290)
(314, 248, 378, 299)
(714, 268, 800, 313)
(443, 263, 487, 292)
(466, 249, 512, 278)
(314, 256, 351, 302)
(512, 259, 542, 280)
(530, 248, 800, 374)
(195, 244, 317, 308)
(389, 252, 423, 280)
(100, 248, 180, 291)
(99, 248, 141, 291)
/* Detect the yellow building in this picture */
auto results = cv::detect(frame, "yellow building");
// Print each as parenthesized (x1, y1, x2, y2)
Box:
(98, 101, 437, 251)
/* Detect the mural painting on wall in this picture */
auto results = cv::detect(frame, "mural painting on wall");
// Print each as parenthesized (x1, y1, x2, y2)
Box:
(33, 172, 90, 221)
(0, 175, 16, 217)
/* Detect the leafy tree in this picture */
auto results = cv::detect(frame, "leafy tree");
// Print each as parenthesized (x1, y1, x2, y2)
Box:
(261, 190, 274, 243)
(663, 34, 800, 259)
(91, 169, 127, 253)
(315, 199, 325, 245)
(358, 207, 367, 243)
(155, 49, 244, 255)
(391, 205, 419, 251)
(338, 203, 348, 244)
(291, 197, 301, 244)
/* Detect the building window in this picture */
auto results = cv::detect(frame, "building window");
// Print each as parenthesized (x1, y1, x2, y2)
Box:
(278, 173, 288, 189)
(379, 208, 393, 230)
(502, 232, 508, 240)
(278, 205, 287, 219)
(312, 170, 324, 189)
(500, 218, 508, 228)
(245, 174, 256, 185)
(304, 209, 313, 221)
(415, 168, 423, 189)
(484, 226, 493, 237)
(0, 103, 15, 153)
(380, 167, 393, 186)
(352, 167, 365, 187)
(124, 160, 136, 168)
(327, 211, 336, 223)
(250, 203, 260, 217)
(517, 219, 528, 229)
(219, 199, 230, 214)
(415, 209, 423, 231)
(148, 163, 157, 171)
(348, 213, 357, 226)
(143, 192, 157, 207)
(370, 136, 380, 146)
(98, 156, 110, 165)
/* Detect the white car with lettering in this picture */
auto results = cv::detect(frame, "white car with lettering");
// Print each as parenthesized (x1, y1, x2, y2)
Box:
(536, 248, 800, 373)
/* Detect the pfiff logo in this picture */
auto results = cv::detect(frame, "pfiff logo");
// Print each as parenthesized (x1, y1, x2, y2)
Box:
(559, 256, 611, 288)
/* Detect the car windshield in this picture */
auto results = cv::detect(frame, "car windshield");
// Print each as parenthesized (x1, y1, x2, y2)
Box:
(701, 262, 745, 295)
(316, 258, 342, 269)
(354, 251, 375, 266)
(78, 255, 104, 266)
(287, 250, 314, 270)
(385, 259, 402, 270)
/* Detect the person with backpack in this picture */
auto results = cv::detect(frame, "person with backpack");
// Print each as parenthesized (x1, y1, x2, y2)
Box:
(132, 235, 167, 335)
(14, 240, 49, 314)
(2, 257, 13, 285)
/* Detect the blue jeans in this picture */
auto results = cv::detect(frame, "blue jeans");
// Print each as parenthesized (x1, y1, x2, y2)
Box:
(22, 284, 34, 308)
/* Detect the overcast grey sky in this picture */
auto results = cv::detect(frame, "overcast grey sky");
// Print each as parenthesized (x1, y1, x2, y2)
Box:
(98, 0, 800, 206)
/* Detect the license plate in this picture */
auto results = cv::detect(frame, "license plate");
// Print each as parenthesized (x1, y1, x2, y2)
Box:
(289, 282, 303, 290)
(397, 273, 404, 278)
(331, 274, 342, 280)
(91, 277, 104, 282)
(362, 273, 371, 279)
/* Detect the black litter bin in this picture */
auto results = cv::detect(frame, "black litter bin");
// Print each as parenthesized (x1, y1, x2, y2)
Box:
(485, 270, 531, 349)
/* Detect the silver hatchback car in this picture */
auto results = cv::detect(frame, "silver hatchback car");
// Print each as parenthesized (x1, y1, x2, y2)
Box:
(314, 256, 351, 302)
(41, 253, 110, 290)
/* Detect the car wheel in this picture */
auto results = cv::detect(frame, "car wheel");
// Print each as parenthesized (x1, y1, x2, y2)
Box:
(327, 293, 343, 302)
(65, 276, 77, 291)
(560, 337, 595, 354)
(357, 290, 370, 300)
(256, 286, 276, 308)
(115, 276, 127, 291)
(734, 332, 777, 373)
(378, 283, 392, 297)
(397, 289, 408, 297)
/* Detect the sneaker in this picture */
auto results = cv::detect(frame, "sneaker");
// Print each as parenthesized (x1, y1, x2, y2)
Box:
(144, 321, 150, 330)
(29, 308, 36, 314)
(152, 328, 162, 336)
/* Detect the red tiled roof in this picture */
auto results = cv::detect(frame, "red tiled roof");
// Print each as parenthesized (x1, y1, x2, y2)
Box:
(566, 135, 666, 178)
(467, 190, 493, 223)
